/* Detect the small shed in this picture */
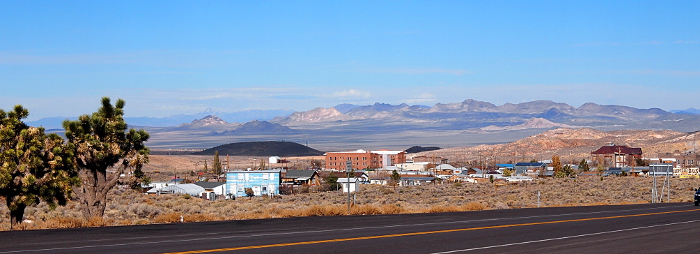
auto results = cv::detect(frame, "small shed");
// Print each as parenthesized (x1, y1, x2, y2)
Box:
(269, 156, 281, 164)
(337, 178, 360, 193)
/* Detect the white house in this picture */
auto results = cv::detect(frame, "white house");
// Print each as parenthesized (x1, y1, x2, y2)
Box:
(194, 182, 226, 200)
(337, 178, 360, 193)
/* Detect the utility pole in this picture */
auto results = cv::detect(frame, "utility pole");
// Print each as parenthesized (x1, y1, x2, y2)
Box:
(346, 160, 352, 215)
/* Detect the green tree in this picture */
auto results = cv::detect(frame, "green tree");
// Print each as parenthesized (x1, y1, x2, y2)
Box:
(244, 187, 255, 199)
(551, 155, 562, 176)
(390, 170, 401, 190)
(635, 158, 649, 167)
(203, 160, 208, 173)
(596, 163, 606, 176)
(324, 174, 340, 191)
(578, 159, 590, 172)
(0, 106, 79, 227)
(212, 151, 223, 176)
(141, 176, 151, 187)
(503, 168, 514, 177)
(555, 165, 576, 178)
(63, 97, 150, 218)
(310, 159, 322, 169)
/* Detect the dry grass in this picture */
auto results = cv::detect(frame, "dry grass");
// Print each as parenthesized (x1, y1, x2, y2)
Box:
(2, 176, 699, 231)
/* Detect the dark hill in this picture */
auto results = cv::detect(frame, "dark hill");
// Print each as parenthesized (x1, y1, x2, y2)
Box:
(405, 146, 441, 154)
(193, 141, 324, 156)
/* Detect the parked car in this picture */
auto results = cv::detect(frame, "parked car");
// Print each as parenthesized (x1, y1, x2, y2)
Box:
(695, 189, 700, 206)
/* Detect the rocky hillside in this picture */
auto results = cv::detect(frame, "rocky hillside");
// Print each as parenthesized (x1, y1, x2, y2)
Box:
(270, 99, 684, 132)
(174, 115, 240, 130)
(273, 107, 347, 123)
(481, 118, 573, 131)
(414, 128, 698, 163)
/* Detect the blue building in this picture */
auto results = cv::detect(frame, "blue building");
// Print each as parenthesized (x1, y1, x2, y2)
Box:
(226, 170, 282, 197)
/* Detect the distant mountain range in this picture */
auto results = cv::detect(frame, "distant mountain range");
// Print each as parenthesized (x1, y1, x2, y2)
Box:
(27, 108, 295, 129)
(671, 108, 700, 115)
(29, 99, 700, 151)
(271, 100, 678, 129)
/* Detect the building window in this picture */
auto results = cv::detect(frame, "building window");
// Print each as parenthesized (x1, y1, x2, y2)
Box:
(238, 174, 244, 180)
(263, 173, 269, 180)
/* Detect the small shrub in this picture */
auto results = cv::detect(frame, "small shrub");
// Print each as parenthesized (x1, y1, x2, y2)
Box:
(462, 202, 486, 211)
(379, 204, 404, 214)
(153, 213, 183, 223)
(351, 205, 381, 215)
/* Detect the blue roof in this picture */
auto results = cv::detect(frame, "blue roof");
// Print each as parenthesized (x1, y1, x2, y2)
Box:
(496, 164, 514, 168)
(515, 162, 546, 166)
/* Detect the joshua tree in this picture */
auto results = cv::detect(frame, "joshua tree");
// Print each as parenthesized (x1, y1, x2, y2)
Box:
(63, 97, 150, 218)
(0, 105, 79, 227)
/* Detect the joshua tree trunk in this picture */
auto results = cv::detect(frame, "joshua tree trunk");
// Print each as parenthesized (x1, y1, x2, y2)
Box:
(8, 202, 26, 229)
(77, 166, 122, 218)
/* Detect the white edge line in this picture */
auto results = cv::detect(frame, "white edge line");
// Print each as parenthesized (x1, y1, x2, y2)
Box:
(431, 219, 700, 253)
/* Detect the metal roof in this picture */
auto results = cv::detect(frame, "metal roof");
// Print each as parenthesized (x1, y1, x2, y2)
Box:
(284, 170, 317, 179)
(157, 184, 205, 196)
(515, 162, 546, 166)
(194, 182, 225, 189)
(591, 145, 642, 155)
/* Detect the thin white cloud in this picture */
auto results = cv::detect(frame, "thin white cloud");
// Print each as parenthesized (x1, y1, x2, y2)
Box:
(406, 93, 436, 104)
(331, 89, 372, 98)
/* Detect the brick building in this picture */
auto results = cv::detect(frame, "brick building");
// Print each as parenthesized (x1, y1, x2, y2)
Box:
(591, 145, 643, 168)
(325, 149, 406, 171)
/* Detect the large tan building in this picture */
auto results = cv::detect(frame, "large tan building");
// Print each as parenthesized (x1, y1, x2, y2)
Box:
(591, 145, 642, 168)
(325, 149, 407, 171)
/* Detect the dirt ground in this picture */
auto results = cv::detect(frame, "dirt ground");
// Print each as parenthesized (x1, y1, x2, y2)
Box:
(3, 176, 699, 231)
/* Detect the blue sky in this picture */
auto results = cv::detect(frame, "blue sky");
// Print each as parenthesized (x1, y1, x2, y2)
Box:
(1, 1, 698, 120)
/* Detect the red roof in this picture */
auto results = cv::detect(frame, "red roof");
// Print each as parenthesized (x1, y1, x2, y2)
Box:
(591, 145, 642, 155)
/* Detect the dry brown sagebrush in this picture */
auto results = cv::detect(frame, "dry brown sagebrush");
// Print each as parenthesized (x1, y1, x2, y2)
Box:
(2, 176, 700, 231)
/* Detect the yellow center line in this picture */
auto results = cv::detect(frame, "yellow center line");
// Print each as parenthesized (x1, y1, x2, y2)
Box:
(161, 208, 700, 254)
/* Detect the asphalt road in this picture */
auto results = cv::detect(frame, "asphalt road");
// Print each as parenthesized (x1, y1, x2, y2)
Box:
(1, 203, 700, 254)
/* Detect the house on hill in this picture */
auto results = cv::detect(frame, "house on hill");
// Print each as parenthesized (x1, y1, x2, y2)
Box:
(591, 145, 643, 168)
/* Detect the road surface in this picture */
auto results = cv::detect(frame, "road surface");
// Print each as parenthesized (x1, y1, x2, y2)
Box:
(1, 203, 699, 253)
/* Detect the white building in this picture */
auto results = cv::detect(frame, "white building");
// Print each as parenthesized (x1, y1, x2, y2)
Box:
(337, 178, 360, 193)
(269, 156, 282, 164)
